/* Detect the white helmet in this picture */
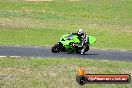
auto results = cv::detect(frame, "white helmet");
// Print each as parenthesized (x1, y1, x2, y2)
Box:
(77, 29, 83, 34)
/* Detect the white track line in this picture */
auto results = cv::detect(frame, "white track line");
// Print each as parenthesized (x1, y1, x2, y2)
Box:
(102, 49, 106, 50)
(0, 56, 20, 58)
(10, 56, 20, 58)
(0, 56, 7, 58)
(121, 50, 127, 52)
(102, 60, 108, 61)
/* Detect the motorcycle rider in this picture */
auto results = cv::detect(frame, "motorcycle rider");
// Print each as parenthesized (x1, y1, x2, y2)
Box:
(72, 29, 88, 47)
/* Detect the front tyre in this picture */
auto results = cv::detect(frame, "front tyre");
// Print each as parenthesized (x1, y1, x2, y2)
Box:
(51, 43, 60, 53)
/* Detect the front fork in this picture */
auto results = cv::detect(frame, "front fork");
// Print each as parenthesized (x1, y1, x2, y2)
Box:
(58, 42, 66, 52)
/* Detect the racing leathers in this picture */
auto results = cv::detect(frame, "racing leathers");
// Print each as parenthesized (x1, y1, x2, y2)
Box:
(72, 32, 88, 47)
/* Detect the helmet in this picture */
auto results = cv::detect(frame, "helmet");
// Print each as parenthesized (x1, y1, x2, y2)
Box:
(77, 29, 83, 34)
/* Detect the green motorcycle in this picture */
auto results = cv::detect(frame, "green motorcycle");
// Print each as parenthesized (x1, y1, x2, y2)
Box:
(51, 33, 96, 55)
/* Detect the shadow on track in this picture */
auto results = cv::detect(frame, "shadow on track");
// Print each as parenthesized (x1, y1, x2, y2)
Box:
(83, 53, 99, 56)
(64, 52, 99, 56)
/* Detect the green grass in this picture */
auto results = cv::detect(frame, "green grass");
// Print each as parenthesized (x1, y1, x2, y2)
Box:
(0, 0, 132, 50)
(0, 57, 131, 88)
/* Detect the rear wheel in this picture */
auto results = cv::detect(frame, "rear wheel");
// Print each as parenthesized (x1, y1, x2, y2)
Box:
(80, 48, 85, 55)
(76, 50, 81, 54)
(80, 45, 89, 55)
(85, 45, 89, 52)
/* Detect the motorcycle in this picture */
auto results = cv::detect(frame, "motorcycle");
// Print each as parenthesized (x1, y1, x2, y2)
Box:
(51, 33, 96, 55)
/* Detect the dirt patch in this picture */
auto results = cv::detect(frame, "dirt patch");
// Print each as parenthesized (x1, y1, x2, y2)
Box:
(26, 0, 81, 1)
(26, 0, 53, 1)
(122, 30, 132, 33)
(125, 30, 132, 33)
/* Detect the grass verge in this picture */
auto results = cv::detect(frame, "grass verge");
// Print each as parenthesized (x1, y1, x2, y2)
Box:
(0, 0, 132, 50)
(0, 57, 131, 88)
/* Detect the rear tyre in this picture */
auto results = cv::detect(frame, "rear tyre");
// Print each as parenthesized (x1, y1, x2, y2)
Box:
(80, 45, 89, 55)
(80, 48, 85, 55)
(85, 45, 89, 52)
(76, 50, 81, 54)
(51, 43, 60, 53)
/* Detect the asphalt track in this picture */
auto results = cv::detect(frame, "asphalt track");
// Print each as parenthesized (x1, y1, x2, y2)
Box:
(0, 45, 132, 61)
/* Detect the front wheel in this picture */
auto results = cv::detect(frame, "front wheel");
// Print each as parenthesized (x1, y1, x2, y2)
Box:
(51, 43, 60, 53)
